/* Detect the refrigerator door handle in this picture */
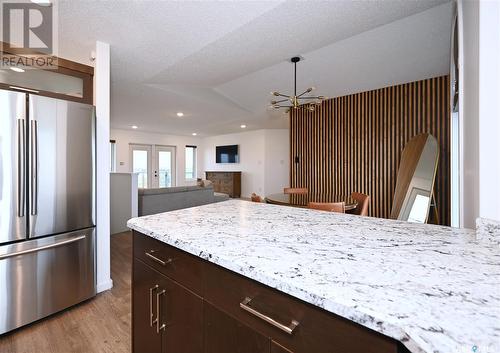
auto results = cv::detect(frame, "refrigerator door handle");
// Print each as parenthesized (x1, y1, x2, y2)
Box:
(17, 118, 25, 218)
(30, 120, 38, 216)
(0, 234, 86, 260)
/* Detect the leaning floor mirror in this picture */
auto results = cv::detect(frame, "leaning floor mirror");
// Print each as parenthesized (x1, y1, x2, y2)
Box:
(391, 133, 439, 223)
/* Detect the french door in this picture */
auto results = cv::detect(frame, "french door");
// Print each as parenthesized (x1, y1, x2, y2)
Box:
(155, 146, 176, 188)
(130, 144, 152, 188)
(130, 144, 176, 188)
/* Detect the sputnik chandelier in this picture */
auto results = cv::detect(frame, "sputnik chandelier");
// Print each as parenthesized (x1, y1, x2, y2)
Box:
(270, 56, 326, 113)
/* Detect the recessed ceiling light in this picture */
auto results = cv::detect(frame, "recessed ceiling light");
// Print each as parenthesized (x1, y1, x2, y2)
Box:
(240, 124, 246, 129)
(192, 133, 197, 136)
(10, 67, 25, 73)
(176, 112, 184, 117)
(131, 125, 138, 129)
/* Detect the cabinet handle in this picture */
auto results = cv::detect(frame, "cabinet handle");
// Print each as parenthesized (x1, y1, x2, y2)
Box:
(149, 285, 159, 327)
(240, 297, 299, 335)
(156, 289, 167, 333)
(145, 250, 173, 266)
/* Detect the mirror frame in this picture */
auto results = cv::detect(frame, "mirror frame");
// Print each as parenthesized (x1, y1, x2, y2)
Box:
(390, 133, 440, 223)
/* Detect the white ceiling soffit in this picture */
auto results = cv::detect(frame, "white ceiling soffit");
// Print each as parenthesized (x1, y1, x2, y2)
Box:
(215, 1, 454, 116)
(58, 0, 452, 136)
(147, 0, 449, 87)
(58, 0, 286, 82)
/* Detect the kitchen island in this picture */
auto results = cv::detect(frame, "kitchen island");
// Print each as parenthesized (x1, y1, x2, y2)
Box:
(127, 200, 500, 353)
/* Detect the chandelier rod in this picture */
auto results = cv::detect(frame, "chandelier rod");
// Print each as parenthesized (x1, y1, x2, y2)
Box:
(294, 60, 297, 97)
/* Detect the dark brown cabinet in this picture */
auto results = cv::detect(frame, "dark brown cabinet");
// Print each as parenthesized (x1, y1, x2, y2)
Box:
(133, 259, 162, 353)
(132, 257, 203, 353)
(271, 342, 295, 353)
(205, 303, 269, 353)
(205, 171, 241, 198)
(132, 231, 407, 353)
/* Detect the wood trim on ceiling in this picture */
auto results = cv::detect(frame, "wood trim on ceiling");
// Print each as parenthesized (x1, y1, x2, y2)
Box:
(0, 41, 94, 75)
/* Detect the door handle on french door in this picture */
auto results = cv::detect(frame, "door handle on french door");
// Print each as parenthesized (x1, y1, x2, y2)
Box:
(17, 119, 25, 217)
(30, 120, 38, 215)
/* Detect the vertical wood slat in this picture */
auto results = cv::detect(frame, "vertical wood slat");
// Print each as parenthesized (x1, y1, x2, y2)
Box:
(289, 75, 450, 225)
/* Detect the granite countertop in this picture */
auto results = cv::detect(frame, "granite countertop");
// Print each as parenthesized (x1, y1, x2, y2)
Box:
(127, 200, 500, 353)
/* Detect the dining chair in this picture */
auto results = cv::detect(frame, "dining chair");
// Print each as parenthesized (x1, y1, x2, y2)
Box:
(351, 192, 370, 216)
(251, 193, 262, 202)
(308, 202, 345, 213)
(284, 187, 308, 195)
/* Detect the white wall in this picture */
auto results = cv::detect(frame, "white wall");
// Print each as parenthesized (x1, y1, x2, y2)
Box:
(202, 129, 289, 198)
(110, 129, 203, 186)
(95, 41, 112, 293)
(264, 129, 290, 195)
(459, 0, 500, 227)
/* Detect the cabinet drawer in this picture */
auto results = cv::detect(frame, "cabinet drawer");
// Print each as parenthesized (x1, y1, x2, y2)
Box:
(133, 231, 203, 295)
(204, 263, 397, 353)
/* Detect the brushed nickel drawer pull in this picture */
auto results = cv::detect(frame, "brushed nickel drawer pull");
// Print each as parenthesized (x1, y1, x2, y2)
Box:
(240, 297, 299, 335)
(145, 250, 173, 266)
(156, 289, 167, 333)
(149, 285, 159, 327)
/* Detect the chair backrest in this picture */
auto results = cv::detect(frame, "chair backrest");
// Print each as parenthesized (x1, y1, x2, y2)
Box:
(351, 192, 370, 216)
(308, 202, 345, 213)
(284, 187, 308, 195)
(251, 193, 262, 203)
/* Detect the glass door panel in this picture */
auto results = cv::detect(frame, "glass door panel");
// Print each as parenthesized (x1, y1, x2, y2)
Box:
(130, 145, 151, 188)
(154, 146, 176, 188)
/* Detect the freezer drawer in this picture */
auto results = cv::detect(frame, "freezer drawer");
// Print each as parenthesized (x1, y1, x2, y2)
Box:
(0, 228, 96, 334)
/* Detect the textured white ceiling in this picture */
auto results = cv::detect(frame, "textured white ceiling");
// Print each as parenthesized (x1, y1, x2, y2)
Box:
(58, 0, 453, 136)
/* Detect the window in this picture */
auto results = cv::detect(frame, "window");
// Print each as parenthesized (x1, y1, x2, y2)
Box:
(110, 140, 116, 172)
(185, 145, 197, 180)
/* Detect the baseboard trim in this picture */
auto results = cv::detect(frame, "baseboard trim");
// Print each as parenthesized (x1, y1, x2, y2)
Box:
(96, 278, 113, 293)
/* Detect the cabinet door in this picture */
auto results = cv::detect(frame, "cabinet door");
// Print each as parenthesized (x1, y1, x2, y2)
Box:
(204, 302, 270, 353)
(133, 259, 162, 353)
(160, 276, 203, 353)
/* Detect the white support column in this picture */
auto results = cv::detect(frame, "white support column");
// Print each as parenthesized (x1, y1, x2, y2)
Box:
(459, 0, 500, 227)
(95, 41, 113, 292)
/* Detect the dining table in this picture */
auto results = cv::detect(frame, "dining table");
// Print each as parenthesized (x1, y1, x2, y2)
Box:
(265, 193, 358, 211)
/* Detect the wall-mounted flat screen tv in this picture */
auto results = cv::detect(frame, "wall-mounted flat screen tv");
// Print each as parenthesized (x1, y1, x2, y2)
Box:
(216, 145, 239, 163)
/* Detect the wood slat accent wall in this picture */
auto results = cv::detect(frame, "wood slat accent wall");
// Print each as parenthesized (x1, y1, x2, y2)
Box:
(290, 76, 450, 225)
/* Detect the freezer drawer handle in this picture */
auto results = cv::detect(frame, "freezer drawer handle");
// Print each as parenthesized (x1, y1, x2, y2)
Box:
(149, 285, 159, 327)
(240, 297, 299, 335)
(0, 234, 86, 260)
(145, 250, 172, 266)
(156, 289, 167, 333)
(17, 118, 25, 217)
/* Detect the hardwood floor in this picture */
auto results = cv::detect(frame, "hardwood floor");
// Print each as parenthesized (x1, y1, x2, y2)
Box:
(0, 231, 132, 353)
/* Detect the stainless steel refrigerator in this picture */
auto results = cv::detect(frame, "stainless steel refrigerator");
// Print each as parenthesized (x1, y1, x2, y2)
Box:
(0, 89, 96, 334)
